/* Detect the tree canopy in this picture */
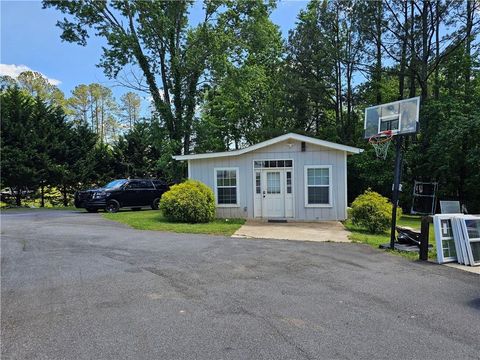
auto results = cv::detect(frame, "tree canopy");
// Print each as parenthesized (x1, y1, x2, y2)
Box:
(2, 0, 479, 212)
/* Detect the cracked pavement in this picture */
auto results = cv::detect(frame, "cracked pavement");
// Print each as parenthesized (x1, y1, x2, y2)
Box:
(1, 210, 479, 359)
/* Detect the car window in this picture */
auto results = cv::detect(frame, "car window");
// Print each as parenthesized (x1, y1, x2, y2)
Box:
(153, 180, 166, 189)
(104, 179, 127, 189)
(125, 180, 154, 189)
(139, 180, 154, 189)
(125, 181, 141, 189)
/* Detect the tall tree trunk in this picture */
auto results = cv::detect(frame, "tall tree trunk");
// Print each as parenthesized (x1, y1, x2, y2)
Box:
(420, 0, 429, 102)
(399, 1, 408, 99)
(408, 0, 416, 98)
(375, 0, 383, 103)
(334, 6, 343, 139)
(15, 189, 21, 207)
(465, 0, 473, 104)
(40, 183, 45, 208)
(62, 186, 68, 207)
(433, 0, 440, 100)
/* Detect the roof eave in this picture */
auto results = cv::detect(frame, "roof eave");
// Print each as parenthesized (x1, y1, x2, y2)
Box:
(172, 133, 364, 160)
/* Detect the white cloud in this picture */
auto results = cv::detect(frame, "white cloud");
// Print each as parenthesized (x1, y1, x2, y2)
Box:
(0, 64, 61, 86)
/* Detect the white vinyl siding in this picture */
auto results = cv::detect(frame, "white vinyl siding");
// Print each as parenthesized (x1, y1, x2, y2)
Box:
(188, 140, 347, 220)
(214, 168, 239, 207)
(304, 165, 332, 207)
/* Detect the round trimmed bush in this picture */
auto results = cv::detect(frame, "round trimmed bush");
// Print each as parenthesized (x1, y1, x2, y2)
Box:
(159, 180, 215, 223)
(350, 190, 402, 234)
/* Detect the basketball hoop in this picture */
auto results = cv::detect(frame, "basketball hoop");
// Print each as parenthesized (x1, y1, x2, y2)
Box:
(368, 130, 393, 160)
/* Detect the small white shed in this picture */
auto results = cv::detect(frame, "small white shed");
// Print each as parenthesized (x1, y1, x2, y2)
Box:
(173, 133, 363, 221)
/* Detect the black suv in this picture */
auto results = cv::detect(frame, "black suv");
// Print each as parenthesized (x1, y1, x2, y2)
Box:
(74, 179, 168, 213)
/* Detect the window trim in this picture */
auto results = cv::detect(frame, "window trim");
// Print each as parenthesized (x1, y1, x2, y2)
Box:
(214, 167, 240, 207)
(304, 165, 333, 208)
(433, 215, 457, 264)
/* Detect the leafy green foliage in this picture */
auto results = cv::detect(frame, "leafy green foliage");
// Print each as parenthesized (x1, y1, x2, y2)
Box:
(1, 88, 41, 205)
(43, 0, 284, 179)
(5, 0, 479, 216)
(160, 180, 216, 223)
(350, 190, 402, 234)
(113, 122, 160, 178)
(1, 87, 103, 206)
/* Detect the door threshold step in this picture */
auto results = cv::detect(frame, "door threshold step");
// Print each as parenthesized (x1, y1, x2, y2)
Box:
(268, 219, 288, 223)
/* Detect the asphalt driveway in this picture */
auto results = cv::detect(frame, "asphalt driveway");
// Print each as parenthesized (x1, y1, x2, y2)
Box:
(1, 210, 479, 360)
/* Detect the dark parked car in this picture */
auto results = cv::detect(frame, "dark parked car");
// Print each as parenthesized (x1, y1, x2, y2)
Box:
(74, 179, 168, 213)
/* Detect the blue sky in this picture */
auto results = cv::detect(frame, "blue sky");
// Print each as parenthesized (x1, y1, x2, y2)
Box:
(1, 0, 307, 102)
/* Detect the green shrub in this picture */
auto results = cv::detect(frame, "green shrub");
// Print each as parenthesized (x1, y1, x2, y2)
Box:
(160, 180, 216, 223)
(350, 190, 402, 234)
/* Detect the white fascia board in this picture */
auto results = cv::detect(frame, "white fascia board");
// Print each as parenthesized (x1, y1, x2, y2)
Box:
(172, 133, 364, 161)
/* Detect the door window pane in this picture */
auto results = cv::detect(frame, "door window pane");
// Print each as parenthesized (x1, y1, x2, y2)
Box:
(254, 160, 292, 168)
(286, 171, 292, 194)
(267, 172, 281, 194)
(255, 172, 261, 194)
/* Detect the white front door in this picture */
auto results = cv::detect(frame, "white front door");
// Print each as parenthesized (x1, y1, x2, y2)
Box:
(262, 170, 284, 218)
(253, 160, 294, 219)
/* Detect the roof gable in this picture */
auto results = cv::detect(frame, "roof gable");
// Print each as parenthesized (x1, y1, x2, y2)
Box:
(172, 133, 363, 161)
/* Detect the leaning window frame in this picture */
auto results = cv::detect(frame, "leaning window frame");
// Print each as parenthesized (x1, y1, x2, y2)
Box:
(433, 214, 458, 264)
(460, 215, 480, 266)
(213, 167, 240, 207)
(304, 165, 332, 208)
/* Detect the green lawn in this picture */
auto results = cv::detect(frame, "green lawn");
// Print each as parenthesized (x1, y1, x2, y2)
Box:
(344, 215, 437, 260)
(103, 210, 246, 236)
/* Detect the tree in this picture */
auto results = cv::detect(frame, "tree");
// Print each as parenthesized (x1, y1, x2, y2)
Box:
(68, 83, 120, 143)
(43, 0, 281, 179)
(284, 0, 365, 144)
(0, 87, 39, 205)
(16, 71, 67, 109)
(56, 124, 100, 206)
(0, 75, 17, 90)
(113, 122, 158, 178)
(197, 10, 286, 150)
(68, 84, 91, 125)
(119, 92, 141, 129)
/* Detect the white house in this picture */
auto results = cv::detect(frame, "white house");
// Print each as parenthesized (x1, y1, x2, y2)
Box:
(173, 133, 363, 221)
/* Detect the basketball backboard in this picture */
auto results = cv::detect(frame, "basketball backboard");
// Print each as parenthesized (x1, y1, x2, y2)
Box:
(364, 97, 420, 139)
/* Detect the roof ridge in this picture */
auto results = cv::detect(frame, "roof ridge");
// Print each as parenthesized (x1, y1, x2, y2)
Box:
(173, 133, 363, 161)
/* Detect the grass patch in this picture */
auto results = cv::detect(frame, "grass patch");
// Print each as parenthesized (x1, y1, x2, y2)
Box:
(344, 215, 437, 260)
(103, 209, 245, 236)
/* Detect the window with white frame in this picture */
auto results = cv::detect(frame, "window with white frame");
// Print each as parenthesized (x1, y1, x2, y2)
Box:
(214, 168, 239, 206)
(305, 166, 331, 206)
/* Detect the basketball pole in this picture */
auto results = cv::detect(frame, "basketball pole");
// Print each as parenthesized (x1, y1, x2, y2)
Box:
(390, 136, 404, 249)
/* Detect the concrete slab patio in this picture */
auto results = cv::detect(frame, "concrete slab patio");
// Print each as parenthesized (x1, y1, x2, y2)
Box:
(445, 262, 480, 275)
(232, 220, 351, 242)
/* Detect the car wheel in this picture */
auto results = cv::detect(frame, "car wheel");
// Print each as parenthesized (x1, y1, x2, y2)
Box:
(86, 208, 98, 213)
(105, 200, 120, 213)
(151, 198, 160, 210)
